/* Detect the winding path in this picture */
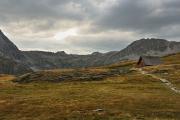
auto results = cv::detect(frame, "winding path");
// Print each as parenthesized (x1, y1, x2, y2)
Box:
(134, 68, 180, 94)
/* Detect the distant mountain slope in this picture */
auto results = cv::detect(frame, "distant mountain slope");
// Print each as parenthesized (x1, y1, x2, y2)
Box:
(22, 50, 124, 70)
(0, 30, 31, 74)
(22, 38, 180, 70)
(22, 51, 108, 70)
(0, 30, 180, 74)
(0, 56, 32, 74)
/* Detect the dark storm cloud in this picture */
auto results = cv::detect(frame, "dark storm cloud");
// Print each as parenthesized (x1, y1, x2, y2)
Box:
(0, 0, 99, 32)
(0, 0, 180, 54)
(0, 0, 100, 22)
(96, 0, 180, 35)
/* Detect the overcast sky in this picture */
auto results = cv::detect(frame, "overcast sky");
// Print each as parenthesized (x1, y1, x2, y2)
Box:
(0, 0, 180, 54)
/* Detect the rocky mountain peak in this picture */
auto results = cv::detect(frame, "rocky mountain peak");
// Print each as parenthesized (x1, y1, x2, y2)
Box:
(91, 52, 102, 56)
(56, 51, 67, 56)
(112, 38, 180, 60)
(0, 30, 24, 60)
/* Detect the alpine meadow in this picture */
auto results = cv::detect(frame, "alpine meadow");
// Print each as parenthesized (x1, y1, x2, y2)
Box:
(0, 0, 180, 120)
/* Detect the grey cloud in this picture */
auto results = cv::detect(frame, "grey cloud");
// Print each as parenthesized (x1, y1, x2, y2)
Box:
(0, 0, 96, 21)
(66, 33, 136, 52)
(13, 38, 70, 52)
(69, 38, 129, 52)
(1, 0, 180, 54)
(95, 0, 180, 35)
(0, 0, 98, 33)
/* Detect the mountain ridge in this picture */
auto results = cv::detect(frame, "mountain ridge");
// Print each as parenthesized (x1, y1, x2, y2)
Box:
(0, 30, 180, 74)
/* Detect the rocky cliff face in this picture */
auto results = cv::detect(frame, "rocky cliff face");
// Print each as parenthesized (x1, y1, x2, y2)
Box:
(0, 30, 24, 60)
(0, 30, 180, 74)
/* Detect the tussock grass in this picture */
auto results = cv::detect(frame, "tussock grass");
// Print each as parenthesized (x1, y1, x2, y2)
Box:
(0, 55, 180, 120)
(1, 73, 180, 119)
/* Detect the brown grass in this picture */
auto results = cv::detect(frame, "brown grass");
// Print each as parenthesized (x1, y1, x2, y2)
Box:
(163, 53, 180, 65)
(1, 71, 180, 120)
(0, 55, 180, 120)
(141, 53, 180, 88)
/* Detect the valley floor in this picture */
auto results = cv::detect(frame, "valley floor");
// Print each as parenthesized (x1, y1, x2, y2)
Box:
(0, 72, 180, 119)
(0, 54, 180, 120)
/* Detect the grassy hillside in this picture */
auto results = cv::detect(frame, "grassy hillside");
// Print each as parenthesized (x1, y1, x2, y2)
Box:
(0, 54, 180, 120)
(162, 53, 180, 64)
(143, 53, 180, 88)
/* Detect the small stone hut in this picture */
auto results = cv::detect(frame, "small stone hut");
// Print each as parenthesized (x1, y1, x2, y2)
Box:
(137, 56, 162, 67)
